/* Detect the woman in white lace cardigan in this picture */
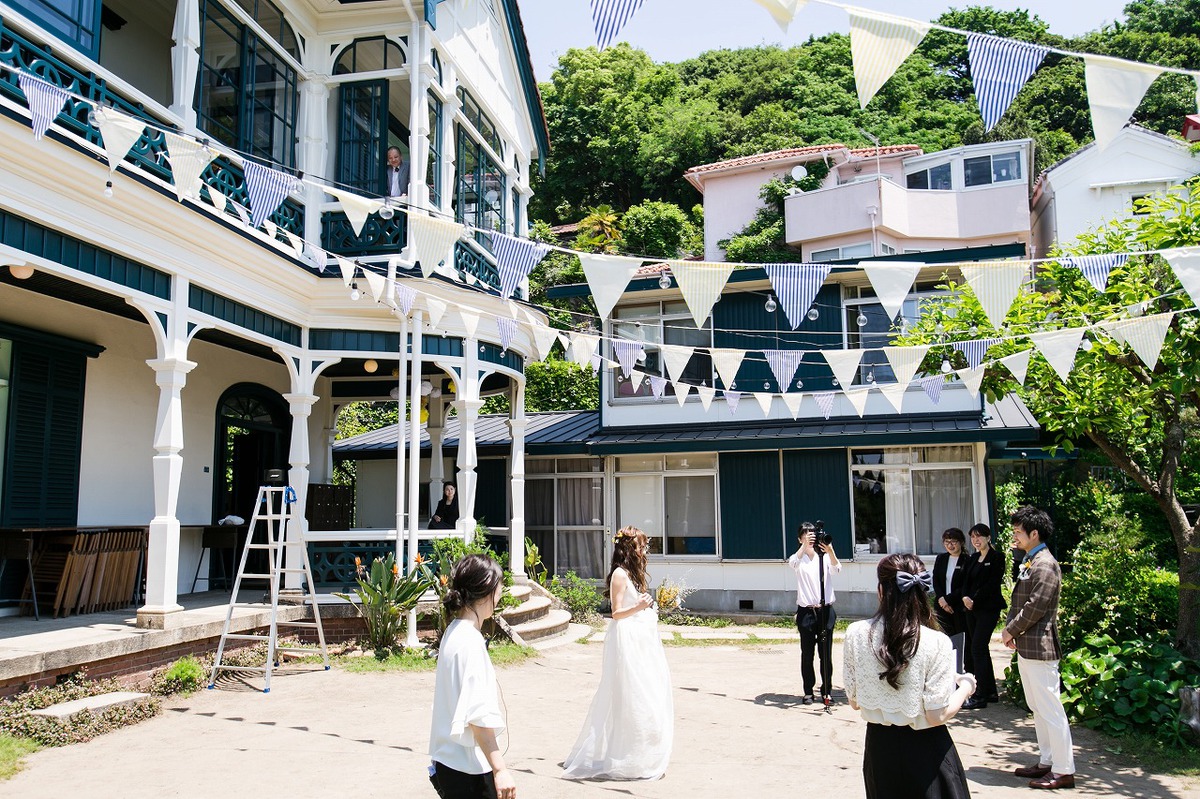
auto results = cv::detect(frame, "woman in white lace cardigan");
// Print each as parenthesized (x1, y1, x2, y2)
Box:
(843, 553, 977, 799)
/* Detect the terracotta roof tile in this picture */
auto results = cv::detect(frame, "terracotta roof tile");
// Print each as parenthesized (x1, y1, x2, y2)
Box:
(684, 145, 848, 176)
(847, 145, 924, 157)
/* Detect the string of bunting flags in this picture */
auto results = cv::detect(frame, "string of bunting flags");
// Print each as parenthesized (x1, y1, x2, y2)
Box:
(590, 0, 1200, 149)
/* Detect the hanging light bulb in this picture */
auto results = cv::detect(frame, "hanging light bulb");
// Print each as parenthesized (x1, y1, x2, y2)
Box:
(86, 108, 99, 127)
(968, 325, 979, 336)
(349, 281, 361, 301)
(832, 378, 840, 387)
(763, 381, 771, 390)
(1080, 339, 1093, 352)
(430, 387, 442, 398)
(807, 307, 819, 321)
(363, 359, 378, 373)
(765, 294, 777, 313)
(856, 311, 868, 328)
(940, 358, 952, 373)
(866, 370, 875, 383)
(389, 386, 400, 400)
(935, 322, 945, 334)
(103, 180, 113, 198)
(795, 379, 803, 390)
(420, 380, 433, 396)
(658, 272, 672, 290)
(378, 201, 395, 220)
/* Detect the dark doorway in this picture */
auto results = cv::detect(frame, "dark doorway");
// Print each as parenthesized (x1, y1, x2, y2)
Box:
(213, 384, 290, 583)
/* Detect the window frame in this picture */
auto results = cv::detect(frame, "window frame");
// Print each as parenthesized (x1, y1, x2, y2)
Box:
(963, 150, 1023, 189)
(524, 457, 607, 579)
(10, 0, 102, 59)
(610, 301, 714, 402)
(905, 161, 953, 191)
(809, 241, 874, 263)
(615, 454, 720, 558)
(843, 283, 948, 385)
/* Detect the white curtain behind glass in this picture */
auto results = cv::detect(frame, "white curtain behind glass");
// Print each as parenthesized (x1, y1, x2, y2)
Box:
(557, 477, 605, 578)
(913, 469, 974, 555)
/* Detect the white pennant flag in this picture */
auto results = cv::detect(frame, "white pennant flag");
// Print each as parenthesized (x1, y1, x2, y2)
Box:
(823, 348, 864, 389)
(283, 230, 306, 259)
(579, 253, 644, 322)
(960, 261, 1029, 330)
(408, 214, 466, 278)
(813, 391, 836, 420)
(782, 391, 803, 419)
(861, 262, 923, 321)
(164, 133, 217, 201)
(848, 9, 930, 109)
(1084, 56, 1164, 150)
(884, 345, 929, 387)
(336, 256, 357, 287)
(648, 374, 667, 399)
(878, 382, 907, 414)
(1101, 312, 1174, 370)
(751, 0, 807, 31)
(675, 383, 691, 407)
(17, 73, 69, 139)
(425, 296, 448, 329)
(1163, 247, 1200, 309)
(845, 387, 870, 418)
(957, 364, 987, 399)
(724, 390, 743, 414)
(460, 310, 481, 339)
(669, 260, 736, 326)
(1000, 349, 1033, 384)
(531, 324, 561, 360)
(326, 186, 384, 238)
(661, 344, 696, 386)
(696, 385, 716, 412)
(361, 269, 387, 302)
(611, 339, 645, 377)
(209, 187, 229, 214)
(394, 283, 417, 314)
(711, 348, 746, 389)
(569, 333, 599, 367)
(1030, 327, 1086, 383)
(94, 107, 146, 172)
(753, 391, 774, 416)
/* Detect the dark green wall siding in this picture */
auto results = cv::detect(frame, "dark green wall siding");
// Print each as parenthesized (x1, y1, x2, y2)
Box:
(474, 458, 508, 528)
(311, 329, 401, 352)
(782, 449, 852, 553)
(719, 451, 784, 559)
(189, 285, 301, 346)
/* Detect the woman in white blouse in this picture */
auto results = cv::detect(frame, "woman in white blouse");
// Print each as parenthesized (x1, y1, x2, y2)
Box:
(843, 553, 976, 799)
(428, 554, 516, 799)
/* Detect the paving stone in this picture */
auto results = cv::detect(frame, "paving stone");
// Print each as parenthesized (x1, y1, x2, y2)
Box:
(31, 691, 150, 720)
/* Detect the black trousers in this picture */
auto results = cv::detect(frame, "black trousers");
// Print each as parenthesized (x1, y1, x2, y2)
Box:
(429, 762, 497, 799)
(966, 606, 1002, 700)
(796, 605, 837, 697)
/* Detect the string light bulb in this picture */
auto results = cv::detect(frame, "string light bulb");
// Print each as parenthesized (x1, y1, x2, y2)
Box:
(807, 307, 819, 321)
(765, 294, 777, 313)
(658, 272, 672, 290)
(763, 381, 771, 390)
(866, 370, 875, 383)
(795, 380, 803, 390)
(940, 358, 952, 373)
(349, 281, 361, 301)
(363, 359, 378, 373)
(968, 325, 979, 336)
(1080, 339, 1093, 352)
(103, 181, 113, 198)
(87, 108, 99, 127)
(378, 202, 394, 220)
(856, 312, 868, 327)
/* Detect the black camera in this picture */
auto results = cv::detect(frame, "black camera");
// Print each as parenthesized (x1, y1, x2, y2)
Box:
(805, 520, 834, 546)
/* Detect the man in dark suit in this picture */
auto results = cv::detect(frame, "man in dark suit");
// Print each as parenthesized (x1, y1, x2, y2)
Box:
(385, 145, 410, 198)
(1003, 506, 1075, 790)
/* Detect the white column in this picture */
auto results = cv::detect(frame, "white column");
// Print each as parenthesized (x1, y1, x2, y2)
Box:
(440, 65, 460, 216)
(406, 20, 424, 206)
(298, 79, 332, 249)
(405, 311, 424, 648)
(508, 380, 527, 578)
(395, 315, 409, 564)
(454, 399, 484, 542)
(138, 356, 196, 628)
(428, 395, 446, 515)
(282, 392, 318, 591)
(169, 0, 200, 130)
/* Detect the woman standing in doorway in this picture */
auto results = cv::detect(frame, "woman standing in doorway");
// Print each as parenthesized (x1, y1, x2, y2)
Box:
(431, 483, 459, 530)
(961, 523, 1005, 710)
(563, 526, 673, 781)
(843, 553, 976, 799)
(428, 554, 515, 799)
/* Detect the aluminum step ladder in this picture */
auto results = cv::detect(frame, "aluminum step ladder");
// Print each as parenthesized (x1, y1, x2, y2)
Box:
(208, 485, 329, 693)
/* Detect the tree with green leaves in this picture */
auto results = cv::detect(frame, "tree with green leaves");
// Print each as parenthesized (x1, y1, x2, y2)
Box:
(899, 183, 1200, 654)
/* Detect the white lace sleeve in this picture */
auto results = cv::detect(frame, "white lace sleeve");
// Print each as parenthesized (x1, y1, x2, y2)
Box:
(842, 622, 862, 704)
(922, 632, 955, 712)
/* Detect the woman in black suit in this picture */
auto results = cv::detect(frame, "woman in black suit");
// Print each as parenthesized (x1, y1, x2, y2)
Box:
(961, 522, 1006, 709)
(429, 483, 459, 530)
(932, 528, 968, 641)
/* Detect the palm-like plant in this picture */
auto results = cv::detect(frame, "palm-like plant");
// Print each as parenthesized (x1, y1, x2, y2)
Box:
(336, 553, 434, 654)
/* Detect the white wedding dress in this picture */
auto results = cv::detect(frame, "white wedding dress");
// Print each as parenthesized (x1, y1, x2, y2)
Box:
(563, 568, 673, 780)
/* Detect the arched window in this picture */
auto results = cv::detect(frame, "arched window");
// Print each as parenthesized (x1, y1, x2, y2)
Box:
(230, 0, 302, 60)
(213, 384, 289, 522)
(334, 37, 406, 75)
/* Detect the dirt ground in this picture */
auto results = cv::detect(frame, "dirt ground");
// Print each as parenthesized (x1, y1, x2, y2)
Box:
(3, 636, 1196, 798)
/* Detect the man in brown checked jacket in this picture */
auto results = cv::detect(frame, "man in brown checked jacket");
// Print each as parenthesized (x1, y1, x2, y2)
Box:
(1002, 506, 1076, 790)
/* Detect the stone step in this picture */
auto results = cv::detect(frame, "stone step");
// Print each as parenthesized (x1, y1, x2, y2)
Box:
(31, 691, 150, 721)
(507, 584, 532, 604)
(499, 594, 551, 627)
(511, 608, 571, 642)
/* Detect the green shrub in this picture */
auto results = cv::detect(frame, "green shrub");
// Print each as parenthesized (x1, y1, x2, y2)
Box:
(0, 672, 159, 747)
(1060, 633, 1200, 744)
(335, 552, 434, 656)
(548, 571, 603, 624)
(427, 533, 519, 644)
(1059, 518, 1179, 652)
(151, 656, 208, 696)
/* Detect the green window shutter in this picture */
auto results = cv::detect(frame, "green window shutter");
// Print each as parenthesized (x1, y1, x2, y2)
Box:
(782, 449, 852, 554)
(719, 451, 783, 559)
(2, 344, 86, 526)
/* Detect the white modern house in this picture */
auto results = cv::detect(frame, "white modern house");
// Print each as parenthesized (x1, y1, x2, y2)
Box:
(1031, 125, 1199, 258)
(0, 0, 550, 626)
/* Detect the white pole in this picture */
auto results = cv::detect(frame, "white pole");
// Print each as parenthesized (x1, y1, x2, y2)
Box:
(405, 310, 424, 648)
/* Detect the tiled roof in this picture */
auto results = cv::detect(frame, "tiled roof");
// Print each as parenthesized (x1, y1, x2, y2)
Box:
(684, 145, 848, 176)
(847, 145, 923, 157)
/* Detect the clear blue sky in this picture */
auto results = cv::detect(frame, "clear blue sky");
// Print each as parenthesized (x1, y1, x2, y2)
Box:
(517, 0, 1134, 82)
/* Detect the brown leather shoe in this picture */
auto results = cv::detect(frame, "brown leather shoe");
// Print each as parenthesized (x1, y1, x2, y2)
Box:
(1029, 773, 1075, 790)
(1014, 764, 1052, 778)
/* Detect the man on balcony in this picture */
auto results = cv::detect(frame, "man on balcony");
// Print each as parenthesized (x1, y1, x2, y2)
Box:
(386, 146, 410, 198)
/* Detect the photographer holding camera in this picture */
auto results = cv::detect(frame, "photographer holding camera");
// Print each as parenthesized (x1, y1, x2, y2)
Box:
(788, 521, 841, 705)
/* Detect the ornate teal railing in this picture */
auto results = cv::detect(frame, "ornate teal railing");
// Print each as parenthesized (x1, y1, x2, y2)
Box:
(321, 207, 408, 258)
(0, 16, 304, 239)
(455, 238, 502, 293)
(306, 539, 438, 591)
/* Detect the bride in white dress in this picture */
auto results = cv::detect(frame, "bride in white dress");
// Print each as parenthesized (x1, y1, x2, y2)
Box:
(563, 526, 673, 781)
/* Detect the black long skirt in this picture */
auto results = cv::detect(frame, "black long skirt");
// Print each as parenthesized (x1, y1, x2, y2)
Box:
(863, 722, 971, 799)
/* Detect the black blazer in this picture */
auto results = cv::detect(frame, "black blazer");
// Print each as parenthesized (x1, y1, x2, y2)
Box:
(963, 548, 1007, 613)
(933, 551, 967, 610)
(429, 498, 459, 529)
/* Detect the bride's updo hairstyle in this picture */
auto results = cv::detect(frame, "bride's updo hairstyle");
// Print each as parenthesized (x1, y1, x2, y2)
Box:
(443, 554, 503, 615)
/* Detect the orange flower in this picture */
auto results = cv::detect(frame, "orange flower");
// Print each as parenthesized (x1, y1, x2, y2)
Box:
(392, 563, 400, 576)
(354, 556, 362, 567)
(440, 575, 449, 586)
(414, 553, 424, 565)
